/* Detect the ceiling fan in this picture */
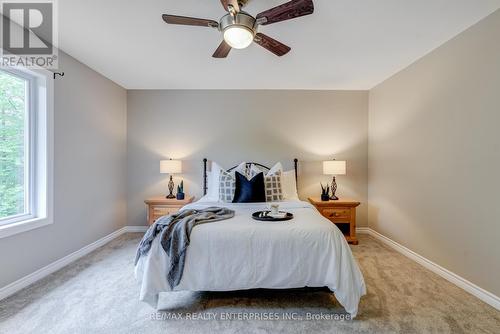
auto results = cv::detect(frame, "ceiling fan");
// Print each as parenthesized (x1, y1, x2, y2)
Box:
(162, 0, 314, 58)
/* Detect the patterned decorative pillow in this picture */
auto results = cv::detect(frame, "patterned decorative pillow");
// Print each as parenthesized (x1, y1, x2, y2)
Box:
(264, 170, 283, 202)
(249, 165, 283, 202)
(219, 170, 236, 202)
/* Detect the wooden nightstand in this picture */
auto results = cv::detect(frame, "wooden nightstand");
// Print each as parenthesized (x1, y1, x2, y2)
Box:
(308, 197, 361, 245)
(144, 196, 194, 225)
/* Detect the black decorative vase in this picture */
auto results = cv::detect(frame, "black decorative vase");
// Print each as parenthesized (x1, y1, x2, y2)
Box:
(321, 194, 330, 202)
(176, 193, 185, 200)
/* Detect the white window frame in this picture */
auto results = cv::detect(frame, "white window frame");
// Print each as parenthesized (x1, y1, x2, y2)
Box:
(0, 67, 54, 239)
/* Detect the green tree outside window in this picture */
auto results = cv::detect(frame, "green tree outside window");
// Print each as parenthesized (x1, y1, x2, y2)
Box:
(0, 70, 27, 219)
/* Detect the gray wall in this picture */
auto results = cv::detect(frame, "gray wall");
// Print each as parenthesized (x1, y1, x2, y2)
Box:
(369, 10, 500, 296)
(0, 52, 127, 288)
(127, 90, 368, 227)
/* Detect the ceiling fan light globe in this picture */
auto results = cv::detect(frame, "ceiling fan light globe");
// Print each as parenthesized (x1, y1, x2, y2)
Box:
(223, 26, 254, 49)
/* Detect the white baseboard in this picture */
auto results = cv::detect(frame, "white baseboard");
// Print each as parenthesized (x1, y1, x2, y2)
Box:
(357, 227, 500, 311)
(0, 225, 148, 301)
(125, 225, 148, 233)
(356, 227, 370, 234)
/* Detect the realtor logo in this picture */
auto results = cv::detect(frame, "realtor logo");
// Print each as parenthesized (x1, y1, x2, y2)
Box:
(0, 0, 58, 68)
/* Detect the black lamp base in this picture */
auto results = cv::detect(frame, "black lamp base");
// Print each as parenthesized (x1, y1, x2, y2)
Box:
(330, 176, 339, 201)
(166, 175, 175, 199)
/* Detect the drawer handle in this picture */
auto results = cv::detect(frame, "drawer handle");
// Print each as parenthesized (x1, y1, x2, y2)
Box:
(329, 212, 340, 217)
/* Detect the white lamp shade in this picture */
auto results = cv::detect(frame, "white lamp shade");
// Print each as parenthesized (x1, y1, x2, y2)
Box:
(323, 160, 346, 175)
(160, 160, 182, 174)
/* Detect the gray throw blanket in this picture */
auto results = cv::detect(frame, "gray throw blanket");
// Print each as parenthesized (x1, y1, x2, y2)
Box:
(135, 207, 235, 289)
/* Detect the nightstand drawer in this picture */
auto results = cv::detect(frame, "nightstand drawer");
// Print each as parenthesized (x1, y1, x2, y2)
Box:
(145, 196, 194, 226)
(321, 208, 351, 220)
(153, 207, 179, 218)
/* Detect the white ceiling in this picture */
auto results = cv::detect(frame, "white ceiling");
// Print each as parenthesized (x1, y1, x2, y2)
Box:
(59, 0, 500, 90)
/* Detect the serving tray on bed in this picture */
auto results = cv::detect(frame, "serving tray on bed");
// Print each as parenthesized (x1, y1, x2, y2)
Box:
(252, 211, 294, 222)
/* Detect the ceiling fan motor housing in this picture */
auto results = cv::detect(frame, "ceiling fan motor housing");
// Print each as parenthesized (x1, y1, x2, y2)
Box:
(219, 12, 257, 36)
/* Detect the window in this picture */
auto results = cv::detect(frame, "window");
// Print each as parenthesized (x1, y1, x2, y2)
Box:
(0, 67, 53, 238)
(0, 70, 31, 221)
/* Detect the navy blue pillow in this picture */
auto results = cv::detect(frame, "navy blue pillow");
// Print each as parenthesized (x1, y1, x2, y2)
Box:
(232, 171, 266, 203)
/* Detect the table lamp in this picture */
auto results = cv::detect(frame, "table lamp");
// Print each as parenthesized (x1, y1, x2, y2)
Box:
(160, 159, 182, 199)
(323, 160, 346, 200)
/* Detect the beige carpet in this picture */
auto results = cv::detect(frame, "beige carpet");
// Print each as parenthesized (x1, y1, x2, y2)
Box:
(0, 233, 499, 334)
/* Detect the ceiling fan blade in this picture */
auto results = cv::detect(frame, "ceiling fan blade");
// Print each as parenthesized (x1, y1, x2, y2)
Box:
(256, 0, 314, 26)
(213, 41, 232, 58)
(162, 14, 218, 28)
(254, 33, 291, 56)
(220, 0, 240, 13)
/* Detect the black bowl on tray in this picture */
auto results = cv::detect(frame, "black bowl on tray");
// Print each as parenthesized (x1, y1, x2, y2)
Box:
(252, 211, 294, 222)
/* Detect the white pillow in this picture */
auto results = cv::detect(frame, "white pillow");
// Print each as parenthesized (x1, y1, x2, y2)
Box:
(250, 162, 283, 177)
(206, 161, 247, 201)
(233, 162, 249, 177)
(281, 170, 299, 200)
(249, 162, 285, 202)
(206, 162, 222, 201)
(267, 162, 283, 176)
(249, 164, 265, 176)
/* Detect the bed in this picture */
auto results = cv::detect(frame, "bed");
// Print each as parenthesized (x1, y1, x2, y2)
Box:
(135, 160, 366, 317)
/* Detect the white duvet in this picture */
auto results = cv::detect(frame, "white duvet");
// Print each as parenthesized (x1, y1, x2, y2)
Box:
(135, 200, 366, 317)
